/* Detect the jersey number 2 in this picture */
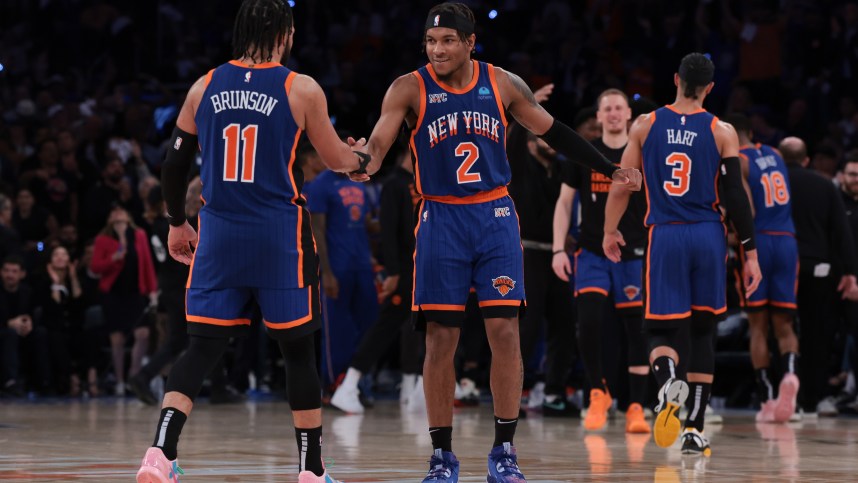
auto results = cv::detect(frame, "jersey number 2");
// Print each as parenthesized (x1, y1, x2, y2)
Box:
(455, 142, 481, 184)
(760, 172, 789, 207)
(663, 152, 691, 196)
(223, 123, 258, 183)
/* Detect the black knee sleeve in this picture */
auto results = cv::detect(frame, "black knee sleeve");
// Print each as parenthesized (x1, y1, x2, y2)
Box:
(647, 327, 680, 355)
(576, 292, 606, 343)
(278, 333, 322, 411)
(165, 335, 230, 400)
(689, 317, 716, 374)
(622, 315, 648, 366)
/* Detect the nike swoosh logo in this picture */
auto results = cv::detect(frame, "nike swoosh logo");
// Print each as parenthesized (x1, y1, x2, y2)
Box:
(496, 419, 516, 424)
(741, 238, 751, 245)
(543, 401, 565, 410)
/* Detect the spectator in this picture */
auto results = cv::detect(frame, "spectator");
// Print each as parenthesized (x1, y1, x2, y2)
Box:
(90, 206, 157, 396)
(0, 195, 23, 263)
(12, 187, 58, 254)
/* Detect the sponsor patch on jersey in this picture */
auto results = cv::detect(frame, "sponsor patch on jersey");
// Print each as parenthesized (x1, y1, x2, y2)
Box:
(478, 86, 492, 100)
(494, 206, 510, 218)
(492, 276, 516, 296)
(428, 93, 447, 104)
(624, 285, 640, 300)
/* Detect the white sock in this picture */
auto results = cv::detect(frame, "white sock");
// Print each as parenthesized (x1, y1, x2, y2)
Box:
(341, 367, 362, 390)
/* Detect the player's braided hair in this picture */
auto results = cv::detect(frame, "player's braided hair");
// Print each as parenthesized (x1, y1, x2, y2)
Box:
(232, 0, 293, 63)
(426, 2, 476, 42)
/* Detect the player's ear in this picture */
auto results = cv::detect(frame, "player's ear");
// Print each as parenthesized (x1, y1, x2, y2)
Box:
(674, 73, 680, 88)
(704, 82, 714, 95)
(467, 33, 476, 53)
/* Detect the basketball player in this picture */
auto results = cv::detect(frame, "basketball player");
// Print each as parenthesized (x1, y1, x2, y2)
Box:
(552, 88, 651, 434)
(603, 53, 761, 456)
(135, 1, 368, 482)
(725, 113, 800, 423)
(354, 4, 641, 481)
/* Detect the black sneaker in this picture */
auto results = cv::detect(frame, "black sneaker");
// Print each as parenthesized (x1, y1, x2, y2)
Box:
(542, 395, 581, 418)
(680, 428, 711, 457)
(129, 373, 158, 405)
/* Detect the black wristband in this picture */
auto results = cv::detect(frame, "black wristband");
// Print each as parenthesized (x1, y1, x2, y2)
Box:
(350, 151, 372, 175)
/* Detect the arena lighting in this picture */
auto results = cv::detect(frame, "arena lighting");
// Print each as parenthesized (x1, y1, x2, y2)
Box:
(288, 0, 295, 6)
(488, 9, 498, 19)
(633, 93, 641, 101)
(0, 63, 4, 72)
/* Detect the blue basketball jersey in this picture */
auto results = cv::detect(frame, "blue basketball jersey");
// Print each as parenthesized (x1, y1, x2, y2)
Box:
(410, 60, 509, 198)
(741, 143, 795, 234)
(642, 106, 722, 226)
(191, 60, 315, 289)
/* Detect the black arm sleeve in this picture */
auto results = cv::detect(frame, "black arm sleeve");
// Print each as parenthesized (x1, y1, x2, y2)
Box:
(720, 156, 756, 251)
(539, 119, 618, 178)
(829, 186, 857, 275)
(161, 127, 198, 227)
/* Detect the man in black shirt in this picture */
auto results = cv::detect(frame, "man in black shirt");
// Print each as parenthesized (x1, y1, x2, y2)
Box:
(837, 150, 858, 410)
(553, 89, 650, 433)
(0, 256, 49, 396)
(331, 140, 424, 413)
(780, 136, 858, 416)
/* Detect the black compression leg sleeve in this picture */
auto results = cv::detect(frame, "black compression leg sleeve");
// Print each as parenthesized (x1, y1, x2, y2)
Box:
(689, 317, 716, 375)
(577, 293, 607, 391)
(165, 335, 230, 400)
(278, 333, 322, 411)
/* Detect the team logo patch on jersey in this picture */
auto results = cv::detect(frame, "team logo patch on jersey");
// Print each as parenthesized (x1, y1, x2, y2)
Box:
(624, 285, 640, 300)
(478, 86, 492, 100)
(428, 93, 447, 104)
(173, 137, 183, 150)
(492, 276, 516, 296)
(244, 71, 252, 83)
(494, 206, 510, 218)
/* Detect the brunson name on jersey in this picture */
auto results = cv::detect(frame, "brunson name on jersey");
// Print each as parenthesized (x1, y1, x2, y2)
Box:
(428, 111, 501, 148)
(210, 90, 279, 116)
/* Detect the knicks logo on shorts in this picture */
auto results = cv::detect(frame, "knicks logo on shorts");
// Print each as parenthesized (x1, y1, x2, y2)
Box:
(492, 276, 516, 296)
(623, 285, 640, 300)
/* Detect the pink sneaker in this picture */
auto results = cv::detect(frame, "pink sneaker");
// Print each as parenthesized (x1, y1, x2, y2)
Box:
(136, 447, 184, 483)
(756, 400, 776, 423)
(298, 470, 342, 482)
(774, 374, 799, 423)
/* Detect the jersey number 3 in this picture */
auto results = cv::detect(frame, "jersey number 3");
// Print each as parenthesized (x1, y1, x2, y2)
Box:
(455, 142, 481, 184)
(223, 123, 258, 183)
(663, 152, 691, 197)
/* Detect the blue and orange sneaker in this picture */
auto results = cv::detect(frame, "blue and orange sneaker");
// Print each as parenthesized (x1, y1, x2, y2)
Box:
(298, 470, 342, 482)
(422, 448, 459, 482)
(136, 447, 184, 483)
(487, 442, 526, 483)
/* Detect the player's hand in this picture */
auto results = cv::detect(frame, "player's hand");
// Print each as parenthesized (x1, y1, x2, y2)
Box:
(379, 274, 400, 300)
(838, 274, 858, 299)
(534, 83, 554, 104)
(602, 230, 625, 263)
(742, 250, 763, 297)
(345, 137, 372, 182)
(322, 271, 339, 299)
(551, 251, 571, 281)
(167, 221, 197, 265)
(611, 168, 642, 191)
(18, 316, 33, 337)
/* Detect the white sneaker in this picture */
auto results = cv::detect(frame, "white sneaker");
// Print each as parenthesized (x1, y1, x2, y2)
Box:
(407, 376, 426, 413)
(816, 396, 838, 417)
(330, 385, 364, 414)
(400, 374, 417, 405)
(527, 382, 545, 409)
(704, 405, 723, 425)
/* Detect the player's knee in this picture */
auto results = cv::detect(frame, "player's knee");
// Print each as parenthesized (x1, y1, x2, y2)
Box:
(425, 323, 459, 356)
(771, 313, 796, 338)
(647, 327, 680, 355)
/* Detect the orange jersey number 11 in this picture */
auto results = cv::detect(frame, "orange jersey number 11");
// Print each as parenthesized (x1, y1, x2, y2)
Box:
(223, 123, 258, 183)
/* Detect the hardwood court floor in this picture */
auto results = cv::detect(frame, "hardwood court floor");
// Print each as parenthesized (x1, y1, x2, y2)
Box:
(1, 398, 856, 482)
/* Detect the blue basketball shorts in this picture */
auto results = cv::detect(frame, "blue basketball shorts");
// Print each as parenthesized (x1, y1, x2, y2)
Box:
(574, 248, 643, 311)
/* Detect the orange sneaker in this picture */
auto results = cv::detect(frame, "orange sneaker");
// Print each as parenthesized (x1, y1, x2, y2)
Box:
(625, 403, 651, 434)
(583, 388, 612, 430)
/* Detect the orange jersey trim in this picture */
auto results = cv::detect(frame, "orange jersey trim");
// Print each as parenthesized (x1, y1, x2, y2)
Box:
(264, 288, 314, 329)
(284, 71, 297, 96)
(422, 186, 509, 205)
(204, 69, 215, 88)
(410, 72, 427, 195)
(228, 60, 281, 69)
(486, 64, 508, 127)
(710, 115, 719, 134)
(186, 214, 201, 289)
(770, 301, 798, 309)
(187, 314, 252, 327)
(644, 227, 654, 317)
(478, 300, 521, 307)
(285, 129, 305, 287)
(760, 230, 794, 237)
(647, 311, 692, 320)
(745, 299, 769, 307)
(665, 104, 706, 115)
(691, 305, 727, 315)
(426, 60, 480, 94)
(615, 301, 643, 308)
(420, 304, 466, 311)
(410, 200, 424, 310)
(642, 113, 656, 224)
(577, 287, 609, 297)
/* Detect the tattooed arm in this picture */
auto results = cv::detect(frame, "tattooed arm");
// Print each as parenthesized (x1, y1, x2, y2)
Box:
(494, 67, 641, 188)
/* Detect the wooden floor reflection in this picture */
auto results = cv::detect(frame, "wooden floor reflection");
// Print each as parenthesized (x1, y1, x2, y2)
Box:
(1, 398, 856, 481)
